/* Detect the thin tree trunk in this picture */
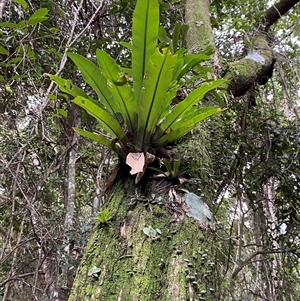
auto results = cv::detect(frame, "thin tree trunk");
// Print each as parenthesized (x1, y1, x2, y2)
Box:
(65, 105, 81, 230)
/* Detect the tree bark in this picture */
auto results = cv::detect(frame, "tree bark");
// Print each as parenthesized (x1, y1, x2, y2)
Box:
(68, 174, 220, 300)
(264, 0, 300, 30)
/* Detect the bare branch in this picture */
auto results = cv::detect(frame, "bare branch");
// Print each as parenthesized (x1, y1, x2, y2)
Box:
(264, 0, 300, 30)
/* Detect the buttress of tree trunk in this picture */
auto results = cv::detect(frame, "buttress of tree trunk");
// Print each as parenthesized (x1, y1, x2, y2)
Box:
(68, 176, 217, 301)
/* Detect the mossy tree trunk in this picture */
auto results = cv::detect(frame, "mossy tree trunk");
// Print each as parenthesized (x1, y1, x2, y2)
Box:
(69, 172, 221, 301)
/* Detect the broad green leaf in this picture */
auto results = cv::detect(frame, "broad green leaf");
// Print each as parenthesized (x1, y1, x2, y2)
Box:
(172, 159, 181, 177)
(180, 25, 189, 48)
(161, 84, 179, 114)
(12, 0, 28, 9)
(28, 8, 48, 25)
(67, 53, 121, 122)
(154, 79, 227, 140)
(154, 125, 194, 148)
(172, 23, 182, 54)
(155, 107, 224, 148)
(96, 49, 137, 132)
(119, 41, 132, 50)
(0, 46, 8, 55)
(73, 96, 128, 147)
(171, 107, 225, 130)
(47, 74, 90, 99)
(172, 57, 184, 82)
(132, 0, 159, 102)
(120, 67, 132, 77)
(158, 26, 171, 45)
(73, 128, 126, 159)
(177, 52, 211, 80)
(163, 159, 173, 175)
(17, 20, 26, 28)
(211, 90, 227, 107)
(136, 48, 178, 151)
(0, 22, 18, 28)
(58, 109, 68, 118)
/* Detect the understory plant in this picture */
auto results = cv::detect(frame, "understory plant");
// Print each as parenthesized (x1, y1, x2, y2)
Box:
(48, 0, 227, 183)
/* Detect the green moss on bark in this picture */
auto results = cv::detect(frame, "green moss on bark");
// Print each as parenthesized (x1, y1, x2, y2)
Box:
(185, 0, 215, 52)
(68, 175, 220, 301)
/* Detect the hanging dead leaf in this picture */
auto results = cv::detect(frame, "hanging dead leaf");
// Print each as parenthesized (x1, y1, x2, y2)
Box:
(126, 152, 145, 175)
(100, 163, 119, 197)
(145, 152, 155, 165)
(134, 152, 155, 184)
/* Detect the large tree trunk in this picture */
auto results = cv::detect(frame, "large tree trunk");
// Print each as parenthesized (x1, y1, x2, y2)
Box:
(68, 172, 220, 300)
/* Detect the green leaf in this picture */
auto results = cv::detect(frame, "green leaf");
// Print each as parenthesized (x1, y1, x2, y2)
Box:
(154, 125, 194, 148)
(0, 22, 18, 28)
(172, 57, 184, 82)
(73, 128, 126, 159)
(47, 74, 90, 99)
(147, 166, 168, 176)
(132, 0, 159, 102)
(67, 53, 121, 122)
(172, 23, 182, 53)
(120, 67, 132, 77)
(177, 51, 212, 80)
(180, 25, 189, 48)
(136, 48, 178, 151)
(12, 0, 28, 9)
(162, 159, 173, 175)
(17, 20, 26, 29)
(155, 107, 224, 148)
(94, 208, 112, 223)
(211, 89, 227, 107)
(0, 46, 8, 55)
(47, 94, 57, 100)
(73, 96, 128, 147)
(119, 41, 132, 50)
(171, 107, 225, 130)
(158, 26, 171, 45)
(172, 159, 181, 177)
(154, 79, 227, 140)
(28, 8, 48, 25)
(49, 27, 59, 34)
(58, 108, 68, 118)
(96, 49, 137, 132)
